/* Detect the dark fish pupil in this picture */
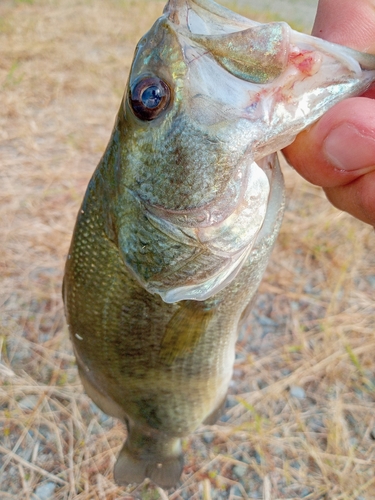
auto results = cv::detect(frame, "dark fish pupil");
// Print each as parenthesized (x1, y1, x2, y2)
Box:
(129, 76, 171, 121)
(142, 86, 162, 109)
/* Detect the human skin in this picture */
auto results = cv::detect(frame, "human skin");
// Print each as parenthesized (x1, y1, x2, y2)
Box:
(283, 0, 375, 226)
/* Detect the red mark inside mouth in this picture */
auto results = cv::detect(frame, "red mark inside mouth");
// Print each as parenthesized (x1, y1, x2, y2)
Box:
(289, 50, 321, 77)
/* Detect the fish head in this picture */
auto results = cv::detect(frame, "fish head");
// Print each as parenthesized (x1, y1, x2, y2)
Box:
(121, 4, 261, 214)
(122, 1, 290, 210)
(113, 0, 375, 303)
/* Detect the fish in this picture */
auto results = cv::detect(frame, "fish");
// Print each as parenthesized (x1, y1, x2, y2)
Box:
(63, 0, 375, 489)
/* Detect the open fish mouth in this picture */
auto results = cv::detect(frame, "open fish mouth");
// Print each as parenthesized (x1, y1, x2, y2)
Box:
(166, 0, 375, 148)
(119, 0, 375, 304)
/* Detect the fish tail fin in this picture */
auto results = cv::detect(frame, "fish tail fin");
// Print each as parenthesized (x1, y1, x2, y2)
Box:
(114, 445, 147, 486)
(147, 452, 184, 489)
(114, 436, 184, 489)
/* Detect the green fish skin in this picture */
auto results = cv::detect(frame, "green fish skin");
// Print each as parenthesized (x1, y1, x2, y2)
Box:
(63, 0, 375, 489)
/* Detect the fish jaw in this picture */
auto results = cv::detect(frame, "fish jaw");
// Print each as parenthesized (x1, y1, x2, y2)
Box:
(115, 0, 375, 303)
(146, 157, 281, 303)
(165, 0, 375, 152)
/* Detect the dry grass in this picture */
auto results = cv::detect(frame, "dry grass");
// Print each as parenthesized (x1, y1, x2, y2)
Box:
(1, 0, 375, 498)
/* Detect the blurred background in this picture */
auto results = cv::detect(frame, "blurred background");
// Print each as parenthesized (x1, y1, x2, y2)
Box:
(221, 0, 319, 31)
(1, 0, 374, 499)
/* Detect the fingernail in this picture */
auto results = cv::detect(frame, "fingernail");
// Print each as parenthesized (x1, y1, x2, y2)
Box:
(324, 123, 375, 171)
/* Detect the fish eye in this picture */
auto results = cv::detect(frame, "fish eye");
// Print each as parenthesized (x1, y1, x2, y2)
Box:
(129, 76, 171, 121)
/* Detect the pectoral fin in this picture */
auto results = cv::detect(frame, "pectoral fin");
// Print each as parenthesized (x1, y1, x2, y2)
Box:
(203, 392, 227, 425)
(160, 302, 214, 364)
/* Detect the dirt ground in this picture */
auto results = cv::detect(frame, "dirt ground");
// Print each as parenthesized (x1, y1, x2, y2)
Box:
(1, 0, 375, 499)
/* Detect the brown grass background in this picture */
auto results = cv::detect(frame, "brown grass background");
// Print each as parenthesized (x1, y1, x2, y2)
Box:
(1, 0, 375, 498)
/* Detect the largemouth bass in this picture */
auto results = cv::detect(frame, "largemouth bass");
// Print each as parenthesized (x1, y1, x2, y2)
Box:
(63, 0, 375, 489)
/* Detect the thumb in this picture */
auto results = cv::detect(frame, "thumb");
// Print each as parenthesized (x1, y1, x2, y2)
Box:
(283, 98, 375, 188)
(282, 0, 375, 224)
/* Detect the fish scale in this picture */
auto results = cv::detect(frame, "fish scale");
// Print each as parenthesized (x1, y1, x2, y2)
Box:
(64, 0, 375, 489)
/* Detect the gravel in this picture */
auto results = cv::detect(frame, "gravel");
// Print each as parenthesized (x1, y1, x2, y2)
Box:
(289, 385, 307, 399)
(34, 482, 56, 500)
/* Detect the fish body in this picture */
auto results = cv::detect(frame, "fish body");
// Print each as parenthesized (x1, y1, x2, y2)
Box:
(63, 0, 375, 489)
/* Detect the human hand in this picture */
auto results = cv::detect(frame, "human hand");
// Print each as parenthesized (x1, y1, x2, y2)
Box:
(283, 0, 375, 226)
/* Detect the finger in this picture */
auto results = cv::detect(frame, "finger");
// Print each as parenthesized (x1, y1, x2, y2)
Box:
(324, 170, 375, 226)
(313, 0, 375, 99)
(284, 0, 375, 182)
(312, 0, 375, 50)
(283, 97, 375, 188)
(282, 0, 375, 225)
(312, 0, 375, 99)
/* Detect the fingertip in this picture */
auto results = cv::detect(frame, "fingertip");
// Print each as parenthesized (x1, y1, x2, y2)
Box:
(282, 126, 324, 185)
(283, 98, 375, 188)
(282, 116, 347, 188)
(324, 170, 375, 227)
